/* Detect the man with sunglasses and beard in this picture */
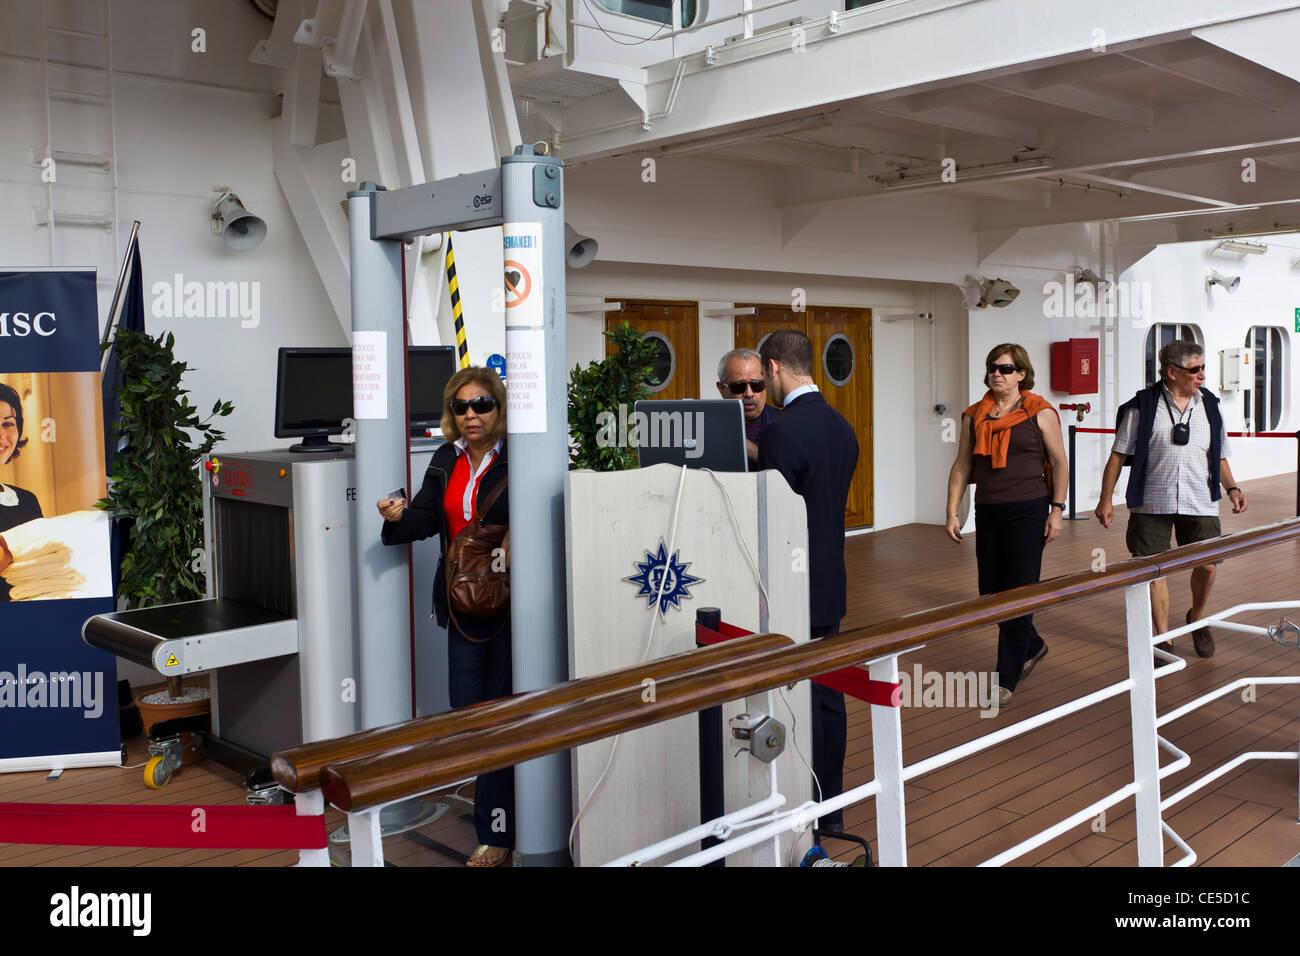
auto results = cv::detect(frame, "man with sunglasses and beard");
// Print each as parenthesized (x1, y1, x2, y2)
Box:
(1095, 340, 1248, 658)
(715, 348, 778, 467)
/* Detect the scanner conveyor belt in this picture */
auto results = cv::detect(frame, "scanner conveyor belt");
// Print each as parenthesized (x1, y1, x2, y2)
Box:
(83, 598, 299, 676)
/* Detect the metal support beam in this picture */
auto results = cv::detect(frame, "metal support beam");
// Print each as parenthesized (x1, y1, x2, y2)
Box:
(501, 146, 572, 866)
(373, 167, 503, 240)
(348, 184, 412, 728)
(271, 115, 352, 334)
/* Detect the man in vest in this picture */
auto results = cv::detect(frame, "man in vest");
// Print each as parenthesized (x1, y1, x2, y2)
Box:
(1094, 340, 1248, 657)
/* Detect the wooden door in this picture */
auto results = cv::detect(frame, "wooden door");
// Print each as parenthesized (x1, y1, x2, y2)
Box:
(735, 306, 873, 528)
(605, 300, 700, 401)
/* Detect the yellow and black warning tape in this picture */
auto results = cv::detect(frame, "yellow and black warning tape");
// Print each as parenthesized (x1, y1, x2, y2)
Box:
(445, 234, 469, 369)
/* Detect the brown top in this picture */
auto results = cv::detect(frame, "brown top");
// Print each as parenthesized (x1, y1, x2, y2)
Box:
(971, 414, 1048, 504)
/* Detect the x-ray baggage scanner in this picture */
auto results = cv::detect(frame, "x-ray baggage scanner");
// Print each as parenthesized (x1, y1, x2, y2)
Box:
(82, 443, 456, 764)
(83, 449, 363, 762)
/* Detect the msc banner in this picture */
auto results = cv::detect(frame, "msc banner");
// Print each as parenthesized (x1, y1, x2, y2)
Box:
(0, 269, 119, 772)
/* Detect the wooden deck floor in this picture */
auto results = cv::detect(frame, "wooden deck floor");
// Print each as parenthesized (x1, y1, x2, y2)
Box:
(835, 471, 1300, 866)
(2, 473, 1297, 867)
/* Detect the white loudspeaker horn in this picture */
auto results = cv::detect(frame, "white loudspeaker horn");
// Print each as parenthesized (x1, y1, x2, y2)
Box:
(1207, 269, 1240, 293)
(565, 223, 598, 269)
(212, 189, 267, 251)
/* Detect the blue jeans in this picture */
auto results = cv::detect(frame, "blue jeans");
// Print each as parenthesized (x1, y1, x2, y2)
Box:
(447, 623, 515, 848)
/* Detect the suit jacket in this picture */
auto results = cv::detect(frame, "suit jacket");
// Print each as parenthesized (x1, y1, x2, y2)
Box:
(757, 391, 858, 628)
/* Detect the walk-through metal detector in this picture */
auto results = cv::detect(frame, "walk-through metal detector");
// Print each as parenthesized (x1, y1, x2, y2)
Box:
(348, 145, 570, 867)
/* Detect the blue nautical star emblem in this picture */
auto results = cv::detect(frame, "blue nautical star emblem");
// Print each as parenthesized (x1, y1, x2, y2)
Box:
(625, 540, 703, 616)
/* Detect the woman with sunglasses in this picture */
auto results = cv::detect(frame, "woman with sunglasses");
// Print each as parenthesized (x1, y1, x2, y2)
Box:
(944, 344, 1069, 706)
(376, 366, 514, 866)
(0, 382, 45, 602)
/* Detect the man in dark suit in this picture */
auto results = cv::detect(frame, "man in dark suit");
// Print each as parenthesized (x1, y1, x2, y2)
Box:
(756, 329, 859, 831)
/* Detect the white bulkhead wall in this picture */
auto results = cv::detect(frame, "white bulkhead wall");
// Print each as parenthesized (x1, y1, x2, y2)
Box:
(565, 155, 1299, 530)
(0, 0, 346, 454)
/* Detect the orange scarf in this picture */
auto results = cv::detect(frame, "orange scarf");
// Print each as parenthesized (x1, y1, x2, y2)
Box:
(964, 390, 1053, 469)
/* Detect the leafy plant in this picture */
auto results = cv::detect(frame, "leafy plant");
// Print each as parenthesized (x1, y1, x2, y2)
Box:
(98, 330, 233, 609)
(567, 322, 661, 471)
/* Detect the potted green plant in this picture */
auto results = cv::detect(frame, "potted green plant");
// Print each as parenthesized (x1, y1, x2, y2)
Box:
(567, 322, 661, 471)
(98, 329, 232, 735)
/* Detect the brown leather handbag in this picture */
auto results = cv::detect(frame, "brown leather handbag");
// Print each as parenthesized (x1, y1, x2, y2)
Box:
(445, 474, 509, 641)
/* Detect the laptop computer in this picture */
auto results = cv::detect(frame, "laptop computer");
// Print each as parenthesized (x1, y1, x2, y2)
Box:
(634, 399, 748, 472)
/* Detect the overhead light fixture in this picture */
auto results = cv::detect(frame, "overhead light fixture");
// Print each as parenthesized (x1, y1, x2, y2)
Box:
(1210, 222, 1300, 239)
(877, 154, 1055, 190)
(564, 223, 598, 269)
(1206, 269, 1240, 294)
(1215, 238, 1268, 255)
(959, 275, 1020, 309)
(211, 187, 266, 250)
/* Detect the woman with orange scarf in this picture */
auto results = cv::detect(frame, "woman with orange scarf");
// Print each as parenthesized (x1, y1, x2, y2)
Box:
(945, 344, 1070, 706)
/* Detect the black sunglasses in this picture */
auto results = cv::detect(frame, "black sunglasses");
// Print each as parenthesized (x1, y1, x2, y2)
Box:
(1174, 363, 1206, 375)
(450, 396, 499, 415)
(724, 379, 765, 395)
(987, 363, 1020, 375)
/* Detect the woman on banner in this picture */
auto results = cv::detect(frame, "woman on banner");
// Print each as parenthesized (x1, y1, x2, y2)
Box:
(375, 366, 514, 867)
(943, 344, 1069, 706)
(0, 382, 45, 601)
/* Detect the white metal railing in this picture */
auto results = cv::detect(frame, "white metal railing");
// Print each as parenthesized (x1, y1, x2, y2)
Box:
(612, 594, 1300, 867)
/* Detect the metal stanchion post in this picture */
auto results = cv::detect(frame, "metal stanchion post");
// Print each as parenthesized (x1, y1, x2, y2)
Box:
(1068, 424, 1077, 519)
(696, 608, 725, 867)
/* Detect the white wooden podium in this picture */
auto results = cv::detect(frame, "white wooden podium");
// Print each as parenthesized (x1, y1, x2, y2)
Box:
(565, 464, 813, 866)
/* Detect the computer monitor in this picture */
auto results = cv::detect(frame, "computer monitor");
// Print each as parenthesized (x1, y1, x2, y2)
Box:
(634, 399, 748, 472)
(408, 345, 457, 437)
(274, 347, 352, 452)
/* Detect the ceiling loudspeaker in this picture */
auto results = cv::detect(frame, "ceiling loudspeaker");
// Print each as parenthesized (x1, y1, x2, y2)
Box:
(1206, 269, 1240, 294)
(211, 188, 266, 251)
(960, 275, 1020, 309)
(565, 223, 598, 269)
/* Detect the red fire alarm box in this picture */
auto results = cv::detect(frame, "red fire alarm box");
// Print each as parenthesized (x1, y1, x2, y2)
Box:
(1050, 338, 1099, 394)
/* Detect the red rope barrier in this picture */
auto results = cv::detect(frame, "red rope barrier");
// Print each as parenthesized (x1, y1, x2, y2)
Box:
(0, 801, 327, 849)
(1074, 428, 1295, 438)
(697, 623, 900, 707)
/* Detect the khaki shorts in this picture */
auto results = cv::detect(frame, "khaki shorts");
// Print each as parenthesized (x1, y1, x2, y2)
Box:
(1126, 512, 1222, 560)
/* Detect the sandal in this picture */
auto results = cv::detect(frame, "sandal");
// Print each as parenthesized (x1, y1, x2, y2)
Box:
(466, 845, 511, 867)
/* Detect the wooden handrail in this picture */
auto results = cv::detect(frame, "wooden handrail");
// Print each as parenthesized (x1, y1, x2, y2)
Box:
(271, 631, 793, 792)
(314, 517, 1300, 812)
(1143, 515, 1300, 576)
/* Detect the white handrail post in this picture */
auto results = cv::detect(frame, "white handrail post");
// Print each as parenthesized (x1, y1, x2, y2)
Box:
(295, 788, 330, 867)
(1125, 581, 1163, 865)
(349, 807, 385, 867)
(869, 654, 907, 866)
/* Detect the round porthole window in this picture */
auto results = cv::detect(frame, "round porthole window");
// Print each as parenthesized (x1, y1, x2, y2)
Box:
(823, 334, 854, 386)
(643, 331, 675, 392)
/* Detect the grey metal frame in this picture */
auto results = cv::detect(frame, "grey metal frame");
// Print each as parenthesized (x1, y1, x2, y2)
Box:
(348, 146, 571, 866)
